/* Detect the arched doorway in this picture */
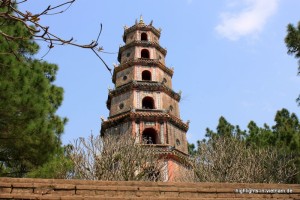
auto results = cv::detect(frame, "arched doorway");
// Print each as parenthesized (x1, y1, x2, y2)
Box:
(141, 49, 150, 59)
(142, 96, 154, 109)
(142, 128, 157, 144)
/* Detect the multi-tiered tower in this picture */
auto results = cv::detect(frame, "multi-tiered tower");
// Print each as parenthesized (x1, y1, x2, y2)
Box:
(101, 17, 190, 181)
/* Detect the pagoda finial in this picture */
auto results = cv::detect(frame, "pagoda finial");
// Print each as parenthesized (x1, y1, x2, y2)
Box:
(139, 15, 144, 25)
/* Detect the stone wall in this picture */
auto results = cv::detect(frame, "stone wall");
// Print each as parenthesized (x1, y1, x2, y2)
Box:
(0, 177, 299, 199)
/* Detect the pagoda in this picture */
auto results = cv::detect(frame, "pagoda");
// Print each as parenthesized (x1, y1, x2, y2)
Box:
(101, 17, 190, 181)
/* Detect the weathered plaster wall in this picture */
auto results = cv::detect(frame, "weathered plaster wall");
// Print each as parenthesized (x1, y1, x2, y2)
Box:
(0, 177, 299, 199)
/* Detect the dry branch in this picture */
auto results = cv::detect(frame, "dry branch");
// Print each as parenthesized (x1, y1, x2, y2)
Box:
(69, 133, 166, 181)
(0, 0, 112, 74)
(190, 137, 298, 183)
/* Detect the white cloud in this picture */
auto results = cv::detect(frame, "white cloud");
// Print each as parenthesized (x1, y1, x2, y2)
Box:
(215, 0, 279, 40)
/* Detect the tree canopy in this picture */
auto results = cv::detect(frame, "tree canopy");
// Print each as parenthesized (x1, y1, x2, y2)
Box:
(0, 5, 67, 177)
(285, 21, 300, 105)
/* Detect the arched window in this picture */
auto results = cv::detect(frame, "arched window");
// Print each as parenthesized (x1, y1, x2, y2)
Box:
(142, 70, 151, 81)
(141, 32, 148, 41)
(142, 96, 154, 109)
(141, 49, 150, 59)
(142, 128, 157, 144)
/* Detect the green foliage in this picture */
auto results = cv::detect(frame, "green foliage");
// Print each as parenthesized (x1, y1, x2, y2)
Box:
(205, 116, 246, 140)
(201, 109, 300, 154)
(0, 6, 67, 177)
(285, 21, 300, 68)
(188, 142, 196, 156)
(245, 109, 300, 154)
(285, 21, 300, 105)
(26, 146, 74, 179)
(246, 121, 274, 148)
(272, 109, 300, 151)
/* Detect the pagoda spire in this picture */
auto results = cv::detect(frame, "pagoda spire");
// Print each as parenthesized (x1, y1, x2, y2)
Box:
(139, 15, 144, 25)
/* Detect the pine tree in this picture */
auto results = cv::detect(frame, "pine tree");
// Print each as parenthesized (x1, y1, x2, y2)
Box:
(205, 116, 246, 140)
(0, 6, 67, 177)
(285, 21, 300, 104)
(285, 21, 300, 69)
(246, 121, 274, 147)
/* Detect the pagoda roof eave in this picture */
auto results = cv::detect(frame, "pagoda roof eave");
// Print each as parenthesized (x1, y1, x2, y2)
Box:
(140, 144, 192, 167)
(123, 24, 161, 42)
(101, 110, 189, 135)
(106, 81, 181, 109)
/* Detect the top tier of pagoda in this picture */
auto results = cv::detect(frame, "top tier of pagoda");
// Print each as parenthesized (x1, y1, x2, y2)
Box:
(112, 16, 174, 90)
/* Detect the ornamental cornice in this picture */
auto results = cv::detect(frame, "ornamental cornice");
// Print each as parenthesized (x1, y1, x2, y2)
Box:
(112, 58, 173, 83)
(118, 40, 167, 62)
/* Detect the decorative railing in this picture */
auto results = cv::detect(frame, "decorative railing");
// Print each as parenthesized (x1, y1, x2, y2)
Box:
(135, 108, 168, 113)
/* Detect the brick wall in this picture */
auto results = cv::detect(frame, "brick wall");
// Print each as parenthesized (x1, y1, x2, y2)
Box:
(0, 178, 299, 199)
(166, 123, 188, 154)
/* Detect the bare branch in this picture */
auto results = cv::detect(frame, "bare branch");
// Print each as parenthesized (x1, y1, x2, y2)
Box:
(92, 48, 112, 75)
(43, 0, 75, 15)
(0, 0, 112, 74)
(190, 137, 298, 183)
(96, 23, 102, 43)
(69, 133, 164, 181)
(15, 0, 28, 5)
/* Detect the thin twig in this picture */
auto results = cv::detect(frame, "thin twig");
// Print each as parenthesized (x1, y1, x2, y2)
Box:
(0, 0, 111, 74)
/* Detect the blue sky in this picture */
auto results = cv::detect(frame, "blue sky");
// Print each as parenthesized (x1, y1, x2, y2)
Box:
(20, 0, 300, 145)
